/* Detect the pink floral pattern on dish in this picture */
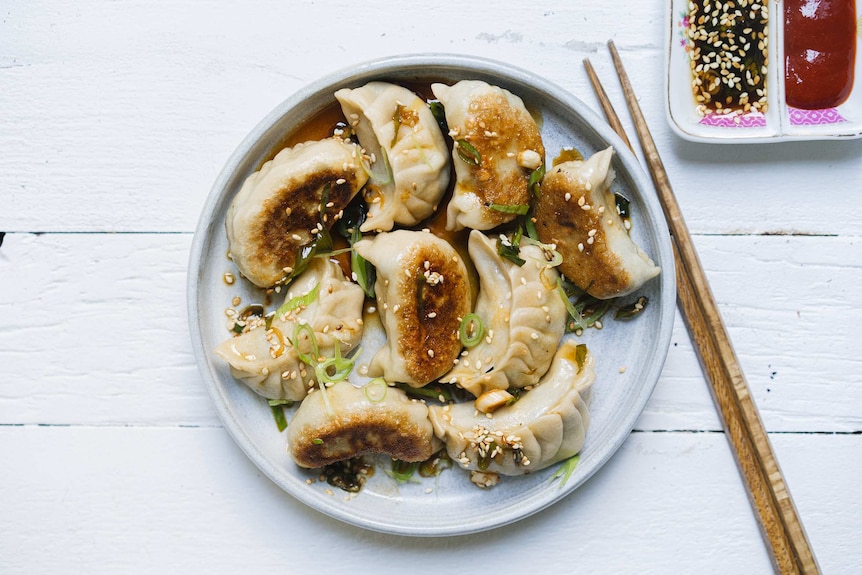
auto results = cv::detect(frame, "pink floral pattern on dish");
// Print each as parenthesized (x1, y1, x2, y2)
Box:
(788, 107, 847, 125)
(699, 113, 767, 128)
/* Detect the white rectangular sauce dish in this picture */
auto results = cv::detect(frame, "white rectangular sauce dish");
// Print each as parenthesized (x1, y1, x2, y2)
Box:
(666, 0, 862, 142)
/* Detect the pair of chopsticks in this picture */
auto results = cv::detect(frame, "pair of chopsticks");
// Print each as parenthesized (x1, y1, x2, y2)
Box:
(584, 41, 820, 575)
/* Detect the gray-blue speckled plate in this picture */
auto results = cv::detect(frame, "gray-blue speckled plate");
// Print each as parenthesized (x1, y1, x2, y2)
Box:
(188, 54, 675, 536)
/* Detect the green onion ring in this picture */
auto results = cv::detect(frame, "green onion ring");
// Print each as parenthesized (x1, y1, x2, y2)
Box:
(364, 377, 388, 402)
(459, 313, 485, 347)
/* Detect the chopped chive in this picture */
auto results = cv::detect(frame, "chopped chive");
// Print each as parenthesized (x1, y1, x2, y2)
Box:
(391, 104, 404, 148)
(269, 404, 288, 432)
(574, 344, 588, 372)
(550, 454, 580, 487)
(489, 203, 530, 215)
(274, 283, 320, 319)
(528, 163, 545, 197)
(455, 139, 481, 166)
(615, 296, 649, 320)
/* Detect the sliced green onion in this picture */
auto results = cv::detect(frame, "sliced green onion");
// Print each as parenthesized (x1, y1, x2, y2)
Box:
(394, 382, 454, 403)
(478, 442, 497, 470)
(293, 322, 320, 366)
(312, 438, 324, 445)
(389, 459, 420, 483)
(528, 163, 545, 197)
(489, 203, 530, 215)
(274, 283, 320, 319)
(419, 450, 453, 478)
(231, 322, 245, 334)
(352, 249, 376, 299)
(497, 241, 525, 267)
(455, 139, 481, 166)
(269, 404, 288, 432)
(557, 279, 580, 322)
(366, 147, 393, 185)
(524, 213, 539, 240)
(267, 399, 295, 407)
(315, 341, 357, 385)
(550, 453, 580, 488)
(614, 296, 649, 320)
(428, 100, 448, 132)
(364, 377, 388, 402)
(521, 236, 563, 267)
(391, 104, 404, 148)
(574, 344, 588, 372)
(459, 313, 485, 347)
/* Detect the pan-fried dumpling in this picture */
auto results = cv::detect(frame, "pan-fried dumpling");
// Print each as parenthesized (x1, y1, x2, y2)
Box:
(354, 230, 471, 387)
(431, 80, 545, 231)
(429, 341, 594, 476)
(226, 138, 369, 288)
(334, 82, 450, 232)
(535, 147, 660, 300)
(441, 230, 566, 397)
(288, 380, 442, 468)
(214, 257, 365, 401)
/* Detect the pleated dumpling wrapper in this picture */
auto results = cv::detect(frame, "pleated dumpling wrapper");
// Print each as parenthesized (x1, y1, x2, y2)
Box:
(214, 257, 365, 401)
(288, 380, 442, 468)
(440, 230, 566, 397)
(334, 82, 450, 232)
(432, 80, 545, 231)
(429, 341, 594, 476)
(535, 147, 660, 299)
(354, 230, 471, 387)
(225, 138, 368, 288)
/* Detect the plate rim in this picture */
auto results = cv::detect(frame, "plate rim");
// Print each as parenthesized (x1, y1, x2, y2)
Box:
(188, 52, 677, 536)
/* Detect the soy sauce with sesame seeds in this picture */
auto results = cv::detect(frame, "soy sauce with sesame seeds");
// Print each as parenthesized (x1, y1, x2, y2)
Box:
(684, 0, 770, 116)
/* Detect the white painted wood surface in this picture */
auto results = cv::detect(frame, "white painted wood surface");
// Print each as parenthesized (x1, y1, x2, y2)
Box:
(1, 1, 860, 573)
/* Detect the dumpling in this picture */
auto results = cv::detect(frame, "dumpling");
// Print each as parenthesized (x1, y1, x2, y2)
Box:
(226, 138, 369, 288)
(288, 380, 441, 468)
(354, 230, 471, 387)
(441, 230, 566, 397)
(535, 147, 660, 299)
(334, 82, 450, 232)
(431, 80, 545, 231)
(428, 341, 594, 476)
(214, 257, 365, 401)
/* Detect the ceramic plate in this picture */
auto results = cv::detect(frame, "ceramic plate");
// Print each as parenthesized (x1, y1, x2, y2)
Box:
(667, 0, 862, 142)
(188, 54, 675, 536)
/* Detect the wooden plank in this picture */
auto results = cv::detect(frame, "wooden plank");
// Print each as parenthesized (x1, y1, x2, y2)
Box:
(1, 3, 861, 235)
(1, 426, 857, 573)
(607, 44, 818, 570)
(0, 232, 859, 431)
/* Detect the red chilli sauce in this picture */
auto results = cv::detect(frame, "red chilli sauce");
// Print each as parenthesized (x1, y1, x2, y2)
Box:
(784, 0, 857, 109)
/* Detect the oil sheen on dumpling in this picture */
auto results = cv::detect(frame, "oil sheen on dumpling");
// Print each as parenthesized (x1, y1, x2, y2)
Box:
(535, 147, 660, 299)
(214, 258, 364, 401)
(334, 82, 450, 232)
(441, 230, 565, 397)
(354, 230, 471, 387)
(225, 138, 369, 288)
(428, 341, 594, 476)
(431, 80, 545, 231)
(288, 380, 441, 468)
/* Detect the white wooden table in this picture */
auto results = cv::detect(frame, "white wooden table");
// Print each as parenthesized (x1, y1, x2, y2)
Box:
(2, 2, 860, 572)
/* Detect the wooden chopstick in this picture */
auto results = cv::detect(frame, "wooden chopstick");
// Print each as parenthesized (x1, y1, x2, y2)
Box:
(581, 41, 819, 575)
